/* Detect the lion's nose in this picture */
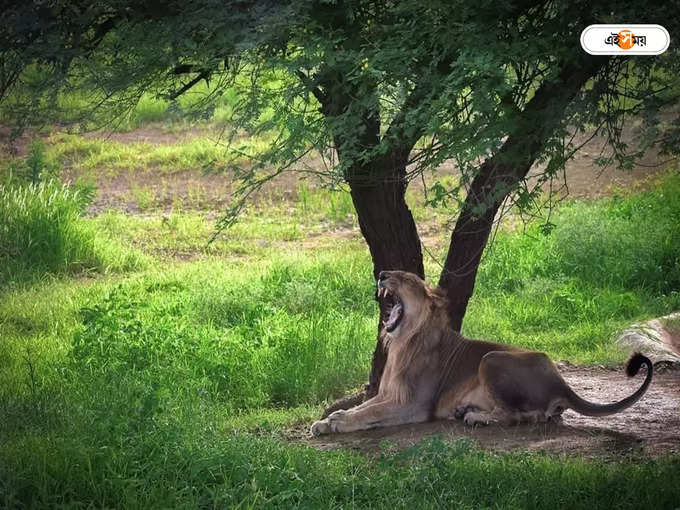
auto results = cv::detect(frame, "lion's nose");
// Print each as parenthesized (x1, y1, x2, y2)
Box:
(378, 271, 390, 281)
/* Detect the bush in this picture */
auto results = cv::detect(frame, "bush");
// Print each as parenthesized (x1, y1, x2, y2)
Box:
(0, 180, 141, 283)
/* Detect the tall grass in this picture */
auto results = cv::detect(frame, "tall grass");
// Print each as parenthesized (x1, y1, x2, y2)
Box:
(0, 180, 142, 284)
(553, 177, 680, 292)
(476, 172, 680, 296)
(66, 256, 375, 412)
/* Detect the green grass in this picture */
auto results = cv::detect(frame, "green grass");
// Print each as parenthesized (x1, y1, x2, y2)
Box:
(91, 203, 360, 261)
(0, 180, 143, 285)
(46, 133, 231, 177)
(461, 172, 680, 363)
(55, 91, 170, 131)
(25, 83, 236, 132)
(21, 126, 274, 179)
(2, 163, 680, 507)
(3, 432, 679, 509)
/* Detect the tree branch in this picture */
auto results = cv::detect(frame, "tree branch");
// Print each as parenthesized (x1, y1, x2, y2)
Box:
(168, 69, 212, 100)
(437, 52, 609, 329)
(295, 70, 326, 105)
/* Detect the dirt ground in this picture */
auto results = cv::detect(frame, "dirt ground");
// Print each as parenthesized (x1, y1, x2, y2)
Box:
(293, 364, 680, 459)
(85, 123, 674, 210)
(3, 121, 675, 213)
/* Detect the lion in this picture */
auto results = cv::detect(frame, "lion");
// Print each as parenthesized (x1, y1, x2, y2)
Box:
(310, 270, 653, 435)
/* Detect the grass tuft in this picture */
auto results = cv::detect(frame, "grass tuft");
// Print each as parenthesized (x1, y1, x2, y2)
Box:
(0, 180, 143, 284)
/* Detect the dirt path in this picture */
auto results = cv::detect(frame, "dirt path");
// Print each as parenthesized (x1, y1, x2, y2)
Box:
(295, 365, 680, 459)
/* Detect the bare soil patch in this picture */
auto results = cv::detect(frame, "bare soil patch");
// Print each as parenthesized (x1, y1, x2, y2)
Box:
(531, 125, 675, 199)
(0, 125, 39, 157)
(64, 168, 235, 214)
(81, 122, 673, 213)
(294, 365, 680, 459)
(662, 317, 680, 356)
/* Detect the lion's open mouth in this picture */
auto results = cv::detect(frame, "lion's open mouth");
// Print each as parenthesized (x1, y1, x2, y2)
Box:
(378, 286, 403, 332)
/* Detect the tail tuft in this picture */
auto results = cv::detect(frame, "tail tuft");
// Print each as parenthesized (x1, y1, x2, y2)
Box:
(566, 352, 653, 417)
(626, 352, 651, 377)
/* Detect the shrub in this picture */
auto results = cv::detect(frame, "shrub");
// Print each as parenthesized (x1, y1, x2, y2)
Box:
(0, 180, 141, 283)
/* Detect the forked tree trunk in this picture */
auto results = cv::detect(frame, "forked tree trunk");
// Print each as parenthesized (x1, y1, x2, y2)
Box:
(438, 159, 520, 331)
(323, 54, 604, 414)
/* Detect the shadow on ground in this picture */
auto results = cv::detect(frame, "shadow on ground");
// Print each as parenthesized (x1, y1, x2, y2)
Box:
(291, 366, 680, 459)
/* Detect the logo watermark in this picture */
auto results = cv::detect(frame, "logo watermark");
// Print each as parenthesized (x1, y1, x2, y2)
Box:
(580, 25, 669, 55)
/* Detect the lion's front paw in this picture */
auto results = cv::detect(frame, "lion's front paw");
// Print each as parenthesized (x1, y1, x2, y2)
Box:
(310, 419, 331, 436)
(310, 410, 348, 436)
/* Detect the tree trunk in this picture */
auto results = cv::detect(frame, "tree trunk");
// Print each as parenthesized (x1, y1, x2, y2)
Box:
(439, 189, 501, 332)
(348, 159, 424, 398)
(313, 62, 425, 409)
(320, 150, 424, 416)
(439, 55, 607, 330)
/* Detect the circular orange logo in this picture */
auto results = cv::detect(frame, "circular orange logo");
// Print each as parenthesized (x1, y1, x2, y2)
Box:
(618, 30, 634, 50)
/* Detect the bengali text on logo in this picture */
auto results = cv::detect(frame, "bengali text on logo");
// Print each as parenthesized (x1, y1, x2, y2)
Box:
(580, 25, 669, 55)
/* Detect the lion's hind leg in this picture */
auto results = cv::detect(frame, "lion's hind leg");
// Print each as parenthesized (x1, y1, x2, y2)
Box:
(468, 350, 565, 426)
(462, 407, 553, 426)
(463, 407, 510, 426)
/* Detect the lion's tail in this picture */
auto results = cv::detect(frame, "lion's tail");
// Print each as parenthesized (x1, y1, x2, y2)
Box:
(565, 353, 653, 417)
